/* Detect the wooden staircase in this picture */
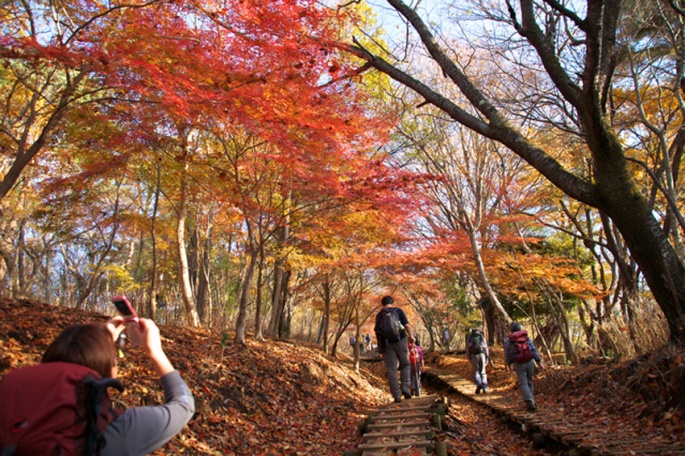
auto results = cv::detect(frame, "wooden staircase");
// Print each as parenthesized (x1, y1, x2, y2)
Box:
(346, 395, 448, 456)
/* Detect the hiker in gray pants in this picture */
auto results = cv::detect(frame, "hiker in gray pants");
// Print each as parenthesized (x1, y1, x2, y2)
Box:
(504, 321, 544, 411)
(374, 295, 414, 403)
(383, 338, 411, 401)
(513, 360, 536, 403)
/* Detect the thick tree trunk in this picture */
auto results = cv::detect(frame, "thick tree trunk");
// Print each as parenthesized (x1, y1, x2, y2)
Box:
(590, 125, 685, 343)
(267, 224, 289, 336)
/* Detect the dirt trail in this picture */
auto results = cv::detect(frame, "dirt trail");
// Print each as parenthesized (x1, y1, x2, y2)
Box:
(428, 382, 551, 455)
(415, 348, 685, 455)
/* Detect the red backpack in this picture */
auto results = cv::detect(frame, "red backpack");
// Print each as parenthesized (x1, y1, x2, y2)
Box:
(0, 362, 122, 456)
(508, 330, 534, 363)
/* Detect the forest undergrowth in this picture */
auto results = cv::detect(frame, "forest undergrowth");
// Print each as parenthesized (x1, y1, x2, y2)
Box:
(1, 298, 684, 455)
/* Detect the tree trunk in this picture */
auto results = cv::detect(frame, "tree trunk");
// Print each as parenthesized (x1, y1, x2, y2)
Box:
(468, 231, 512, 324)
(176, 169, 200, 327)
(148, 164, 161, 319)
(196, 226, 213, 326)
(234, 246, 258, 344)
(254, 243, 265, 341)
(278, 270, 292, 338)
(267, 224, 289, 336)
(321, 275, 332, 353)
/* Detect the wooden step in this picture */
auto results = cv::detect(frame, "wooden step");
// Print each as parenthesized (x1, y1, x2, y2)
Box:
(368, 412, 432, 422)
(358, 440, 433, 451)
(363, 428, 433, 439)
(366, 420, 431, 430)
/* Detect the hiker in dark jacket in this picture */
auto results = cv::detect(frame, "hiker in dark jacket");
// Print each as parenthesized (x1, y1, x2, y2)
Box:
(504, 321, 544, 411)
(0, 316, 195, 455)
(374, 295, 414, 403)
(466, 328, 489, 394)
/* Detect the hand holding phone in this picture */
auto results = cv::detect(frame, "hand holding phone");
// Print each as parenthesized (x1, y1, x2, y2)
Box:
(111, 295, 139, 323)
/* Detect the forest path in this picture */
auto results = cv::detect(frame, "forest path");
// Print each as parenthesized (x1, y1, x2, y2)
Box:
(424, 367, 685, 455)
(360, 356, 551, 455)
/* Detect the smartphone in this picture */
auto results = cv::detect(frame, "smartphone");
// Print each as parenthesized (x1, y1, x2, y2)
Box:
(111, 295, 139, 322)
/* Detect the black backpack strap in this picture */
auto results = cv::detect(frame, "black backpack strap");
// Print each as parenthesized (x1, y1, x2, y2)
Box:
(82, 377, 124, 456)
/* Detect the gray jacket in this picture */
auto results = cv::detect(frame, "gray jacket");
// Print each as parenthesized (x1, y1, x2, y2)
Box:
(101, 371, 195, 455)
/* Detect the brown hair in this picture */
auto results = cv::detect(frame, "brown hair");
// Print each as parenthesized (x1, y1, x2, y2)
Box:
(42, 323, 117, 378)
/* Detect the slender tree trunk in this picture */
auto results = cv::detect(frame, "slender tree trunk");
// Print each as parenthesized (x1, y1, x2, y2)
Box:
(234, 246, 258, 344)
(322, 275, 331, 354)
(353, 306, 361, 372)
(75, 187, 121, 309)
(468, 230, 512, 323)
(278, 270, 291, 338)
(196, 234, 212, 325)
(254, 243, 265, 341)
(543, 284, 580, 365)
(148, 164, 161, 319)
(43, 238, 52, 304)
(16, 225, 25, 298)
(176, 168, 200, 327)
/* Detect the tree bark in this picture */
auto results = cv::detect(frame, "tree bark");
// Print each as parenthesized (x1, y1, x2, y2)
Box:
(176, 164, 200, 327)
(234, 245, 258, 344)
(322, 275, 332, 354)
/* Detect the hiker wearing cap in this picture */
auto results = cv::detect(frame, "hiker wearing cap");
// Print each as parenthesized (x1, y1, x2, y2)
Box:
(504, 321, 544, 411)
(374, 295, 414, 403)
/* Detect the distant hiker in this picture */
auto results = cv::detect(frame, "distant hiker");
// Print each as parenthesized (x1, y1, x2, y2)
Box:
(374, 295, 414, 403)
(466, 328, 489, 394)
(442, 328, 450, 350)
(409, 338, 425, 396)
(504, 321, 544, 411)
(349, 335, 357, 352)
(364, 333, 372, 352)
(0, 317, 195, 455)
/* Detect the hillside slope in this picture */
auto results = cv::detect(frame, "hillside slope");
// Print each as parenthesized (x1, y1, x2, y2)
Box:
(0, 298, 387, 455)
(3, 298, 684, 455)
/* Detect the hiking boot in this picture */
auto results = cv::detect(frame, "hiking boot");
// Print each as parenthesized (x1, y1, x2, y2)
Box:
(402, 390, 412, 400)
(482, 386, 488, 395)
(525, 400, 537, 411)
(475, 386, 481, 395)
(393, 398, 402, 403)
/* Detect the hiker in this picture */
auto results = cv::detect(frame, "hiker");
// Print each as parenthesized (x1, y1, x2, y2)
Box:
(0, 316, 195, 455)
(442, 328, 450, 350)
(364, 333, 372, 352)
(374, 295, 414, 403)
(409, 337, 425, 396)
(349, 335, 357, 353)
(504, 321, 544, 411)
(466, 328, 489, 394)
